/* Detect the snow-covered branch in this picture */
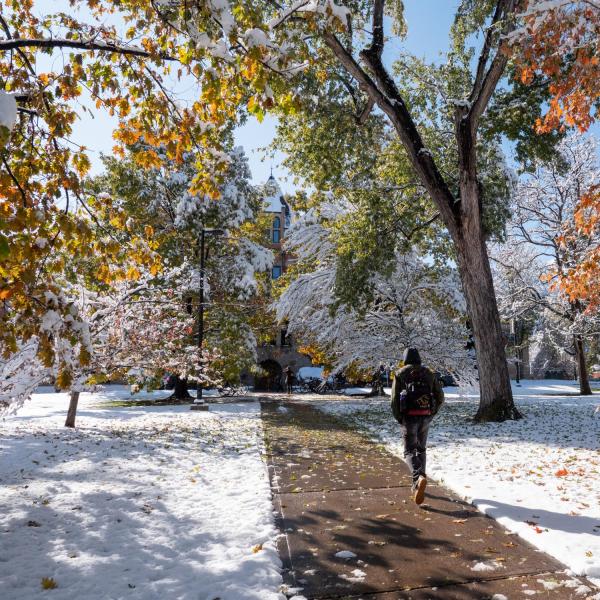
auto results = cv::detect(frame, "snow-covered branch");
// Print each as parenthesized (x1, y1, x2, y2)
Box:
(276, 202, 474, 380)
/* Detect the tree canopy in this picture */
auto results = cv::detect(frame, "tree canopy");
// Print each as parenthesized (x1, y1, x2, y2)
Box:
(1, 0, 599, 421)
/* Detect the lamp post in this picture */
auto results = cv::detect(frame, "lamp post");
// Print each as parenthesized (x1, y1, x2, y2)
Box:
(191, 227, 224, 411)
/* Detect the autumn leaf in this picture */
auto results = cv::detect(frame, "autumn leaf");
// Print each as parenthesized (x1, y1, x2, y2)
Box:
(513, 4, 599, 133)
(41, 577, 58, 590)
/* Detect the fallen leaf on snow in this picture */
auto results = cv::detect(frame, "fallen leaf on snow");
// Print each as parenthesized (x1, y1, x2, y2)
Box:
(41, 577, 57, 590)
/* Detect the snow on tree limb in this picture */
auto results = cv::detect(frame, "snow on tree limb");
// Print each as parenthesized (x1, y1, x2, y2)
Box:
(276, 202, 474, 380)
(509, 0, 600, 132)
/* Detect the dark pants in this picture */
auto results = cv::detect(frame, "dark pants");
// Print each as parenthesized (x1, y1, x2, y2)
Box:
(401, 415, 432, 485)
(286, 381, 293, 394)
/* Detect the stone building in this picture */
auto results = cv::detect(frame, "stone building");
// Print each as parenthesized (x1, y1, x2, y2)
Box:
(251, 175, 312, 391)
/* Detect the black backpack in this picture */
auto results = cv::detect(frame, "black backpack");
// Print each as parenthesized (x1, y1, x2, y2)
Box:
(391, 367, 434, 422)
(404, 367, 434, 413)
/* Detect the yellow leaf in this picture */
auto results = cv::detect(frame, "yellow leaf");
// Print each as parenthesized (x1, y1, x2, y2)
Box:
(126, 266, 141, 281)
(55, 369, 72, 390)
(41, 577, 58, 590)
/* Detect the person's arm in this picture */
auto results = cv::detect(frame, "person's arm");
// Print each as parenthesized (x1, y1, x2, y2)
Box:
(431, 373, 445, 414)
(398, 370, 406, 391)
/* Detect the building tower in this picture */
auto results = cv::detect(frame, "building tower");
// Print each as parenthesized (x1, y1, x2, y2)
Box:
(252, 174, 311, 391)
(262, 173, 293, 279)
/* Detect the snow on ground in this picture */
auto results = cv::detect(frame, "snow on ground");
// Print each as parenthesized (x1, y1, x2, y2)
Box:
(317, 380, 600, 588)
(0, 386, 285, 600)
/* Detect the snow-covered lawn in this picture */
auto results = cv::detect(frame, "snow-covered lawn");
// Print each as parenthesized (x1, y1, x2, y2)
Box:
(317, 380, 600, 588)
(0, 386, 284, 600)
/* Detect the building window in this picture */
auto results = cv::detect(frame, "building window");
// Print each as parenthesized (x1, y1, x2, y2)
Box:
(272, 265, 282, 279)
(272, 216, 281, 243)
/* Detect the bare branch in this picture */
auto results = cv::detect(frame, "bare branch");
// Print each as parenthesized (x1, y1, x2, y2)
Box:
(17, 106, 38, 117)
(467, 0, 523, 128)
(269, 0, 312, 29)
(470, 0, 509, 106)
(0, 38, 176, 61)
(1, 154, 27, 206)
(357, 96, 375, 124)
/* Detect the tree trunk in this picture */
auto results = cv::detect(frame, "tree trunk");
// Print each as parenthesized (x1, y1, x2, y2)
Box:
(454, 231, 522, 422)
(65, 391, 80, 428)
(574, 335, 592, 395)
(169, 376, 192, 401)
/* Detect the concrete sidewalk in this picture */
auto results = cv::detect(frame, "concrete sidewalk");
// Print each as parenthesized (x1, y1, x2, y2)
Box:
(261, 400, 597, 600)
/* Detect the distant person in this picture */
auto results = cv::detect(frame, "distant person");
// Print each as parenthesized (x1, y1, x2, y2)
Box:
(283, 366, 294, 395)
(370, 364, 386, 396)
(391, 348, 444, 505)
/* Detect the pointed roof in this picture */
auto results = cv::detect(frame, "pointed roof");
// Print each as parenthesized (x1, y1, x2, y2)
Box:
(262, 174, 286, 213)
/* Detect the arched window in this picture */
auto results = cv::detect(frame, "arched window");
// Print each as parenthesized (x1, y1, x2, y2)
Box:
(272, 216, 281, 243)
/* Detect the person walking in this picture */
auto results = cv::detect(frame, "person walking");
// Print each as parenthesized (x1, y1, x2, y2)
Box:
(283, 366, 294, 395)
(390, 348, 444, 505)
(369, 364, 386, 396)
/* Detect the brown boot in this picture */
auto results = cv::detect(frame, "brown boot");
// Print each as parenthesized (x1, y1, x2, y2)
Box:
(413, 475, 427, 505)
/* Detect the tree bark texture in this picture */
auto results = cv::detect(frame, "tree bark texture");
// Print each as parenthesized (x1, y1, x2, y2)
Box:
(64, 391, 80, 428)
(454, 191, 521, 422)
(574, 335, 592, 395)
(170, 376, 192, 401)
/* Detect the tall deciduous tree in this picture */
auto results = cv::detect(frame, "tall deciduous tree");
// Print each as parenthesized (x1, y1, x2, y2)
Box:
(509, 1, 600, 315)
(494, 134, 600, 394)
(264, 1, 542, 420)
(90, 145, 272, 399)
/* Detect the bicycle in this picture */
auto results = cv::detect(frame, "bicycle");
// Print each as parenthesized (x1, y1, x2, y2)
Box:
(217, 385, 246, 397)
